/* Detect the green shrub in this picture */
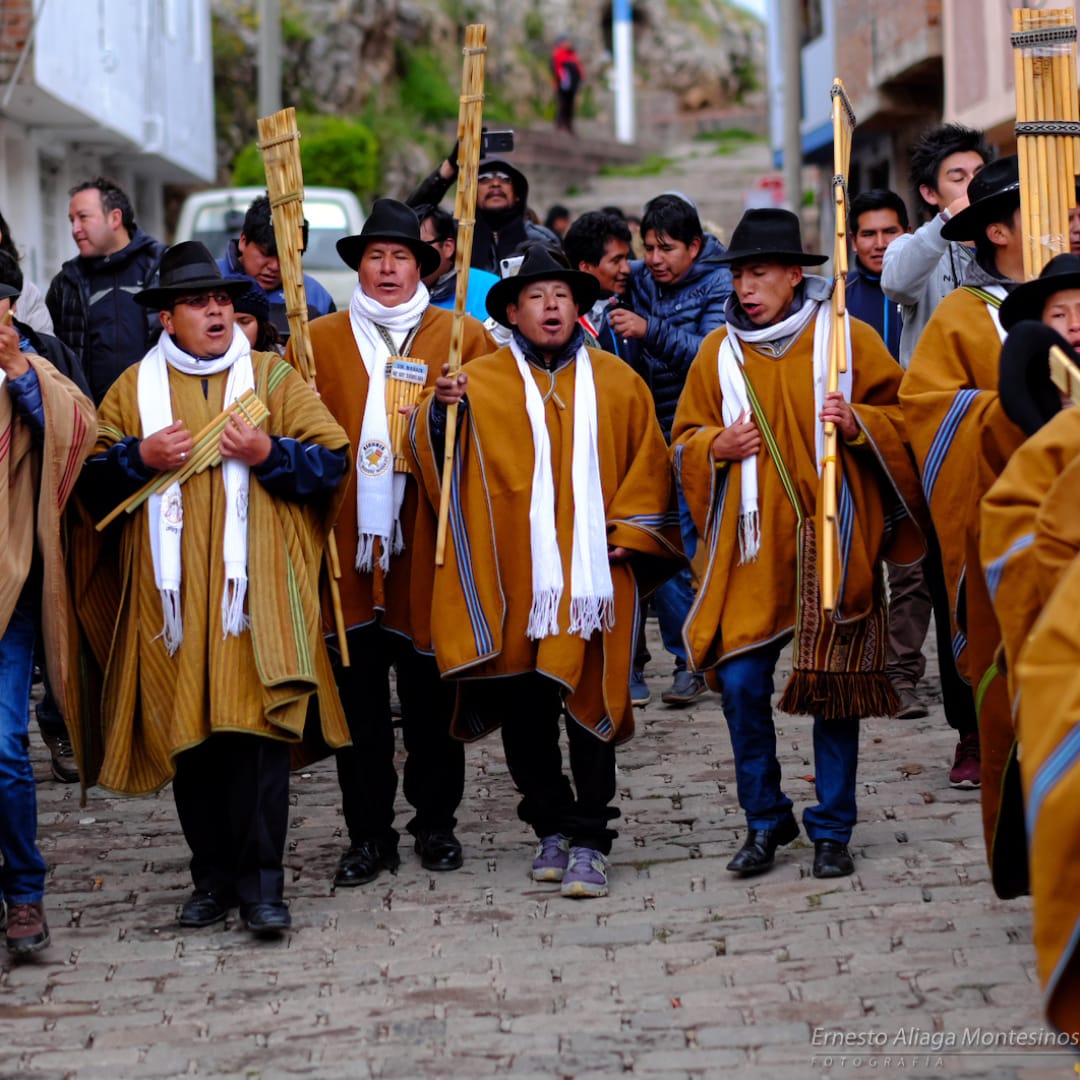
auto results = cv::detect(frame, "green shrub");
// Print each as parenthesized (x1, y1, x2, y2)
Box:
(398, 45, 460, 123)
(232, 114, 380, 200)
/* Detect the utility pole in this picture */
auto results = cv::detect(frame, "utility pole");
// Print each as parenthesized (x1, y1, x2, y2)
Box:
(613, 0, 635, 144)
(257, 0, 282, 118)
(780, 2, 802, 211)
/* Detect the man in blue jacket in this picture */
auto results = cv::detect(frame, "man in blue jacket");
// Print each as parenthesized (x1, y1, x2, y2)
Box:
(845, 189, 907, 362)
(218, 195, 335, 345)
(609, 193, 732, 706)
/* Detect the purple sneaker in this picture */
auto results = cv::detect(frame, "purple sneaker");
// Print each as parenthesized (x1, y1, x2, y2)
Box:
(531, 834, 570, 882)
(561, 846, 609, 898)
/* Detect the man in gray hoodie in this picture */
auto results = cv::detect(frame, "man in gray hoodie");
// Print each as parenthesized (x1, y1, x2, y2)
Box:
(879, 124, 992, 730)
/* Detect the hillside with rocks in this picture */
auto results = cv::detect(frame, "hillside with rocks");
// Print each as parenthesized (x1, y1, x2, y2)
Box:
(210, 0, 765, 192)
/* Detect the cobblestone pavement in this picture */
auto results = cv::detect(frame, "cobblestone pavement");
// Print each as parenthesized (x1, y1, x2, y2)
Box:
(2, 626, 1076, 1080)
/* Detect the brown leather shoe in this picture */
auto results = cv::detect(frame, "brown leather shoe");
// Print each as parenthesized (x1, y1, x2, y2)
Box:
(6, 901, 50, 955)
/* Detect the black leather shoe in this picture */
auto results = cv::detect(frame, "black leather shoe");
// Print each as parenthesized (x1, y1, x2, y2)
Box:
(725, 816, 800, 876)
(414, 829, 464, 872)
(812, 839, 854, 878)
(178, 891, 230, 928)
(241, 902, 292, 936)
(333, 840, 401, 887)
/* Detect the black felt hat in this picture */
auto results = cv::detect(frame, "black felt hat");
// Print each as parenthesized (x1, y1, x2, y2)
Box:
(1000, 253, 1080, 330)
(485, 244, 601, 328)
(134, 242, 251, 309)
(940, 156, 1021, 242)
(336, 198, 441, 278)
(716, 208, 827, 266)
(0, 283, 19, 303)
(998, 320, 1068, 436)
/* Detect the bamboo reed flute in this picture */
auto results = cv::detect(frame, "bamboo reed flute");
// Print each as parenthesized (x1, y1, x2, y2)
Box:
(95, 391, 269, 530)
(257, 107, 350, 664)
(435, 23, 487, 567)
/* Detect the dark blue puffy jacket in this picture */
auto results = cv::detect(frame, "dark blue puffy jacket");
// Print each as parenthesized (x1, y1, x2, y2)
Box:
(626, 233, 733, 438)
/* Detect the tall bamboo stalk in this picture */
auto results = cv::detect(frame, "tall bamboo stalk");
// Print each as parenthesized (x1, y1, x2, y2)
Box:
(257, 107, 350, 665)
(435, 24, 488, 567)
(820, 78, 855, 615)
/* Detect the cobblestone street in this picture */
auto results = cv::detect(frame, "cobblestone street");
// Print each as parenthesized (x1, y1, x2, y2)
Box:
(1, 627, 1075, 1080)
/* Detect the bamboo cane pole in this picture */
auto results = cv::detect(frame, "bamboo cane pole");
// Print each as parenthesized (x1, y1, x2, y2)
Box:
(821, 78, 855, 614)
(257, 107, 350, 665)
(435, 23, 487, 568)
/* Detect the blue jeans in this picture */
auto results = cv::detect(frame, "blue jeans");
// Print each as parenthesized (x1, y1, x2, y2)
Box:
(654, 487, 699, 669)
(716, 639, 860, 843)
(0, 604, 47, 903)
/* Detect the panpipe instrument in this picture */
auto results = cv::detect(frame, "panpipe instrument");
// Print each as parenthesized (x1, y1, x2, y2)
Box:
(385, 358, 428, 472)
(435, 23, 488, 567)
(1012, 7, 1080, 279)
(257, 106, 350, 664)
(1049, 343, 1080, 405)
(96, 390, 269, 531)
(820, 77, 855, 614)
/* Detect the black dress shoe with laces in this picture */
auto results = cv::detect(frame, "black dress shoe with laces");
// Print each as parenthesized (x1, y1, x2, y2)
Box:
(414, 829, 464, 872)
(812, 839, 854, 878)
(242, 902, 292, 936)
(333, 840, 401, 887)
(725, 816, 800, 876)
(178, 891, 231, 928)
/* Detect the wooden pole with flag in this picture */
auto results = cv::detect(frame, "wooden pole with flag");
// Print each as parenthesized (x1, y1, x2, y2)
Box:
(435, 23, 487, 567)
(257, 106, 350, 665)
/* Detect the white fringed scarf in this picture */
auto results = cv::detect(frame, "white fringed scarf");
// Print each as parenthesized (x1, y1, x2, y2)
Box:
(718, 292, 851, 562)
(510, 339, 614, 640)
(348, 282, 430, 572)
(136, 325, 253, 655)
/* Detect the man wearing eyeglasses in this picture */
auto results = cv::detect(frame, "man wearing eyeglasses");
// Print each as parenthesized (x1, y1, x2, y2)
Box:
(77, 241, 351, 938)
(408, 154, 557, 274)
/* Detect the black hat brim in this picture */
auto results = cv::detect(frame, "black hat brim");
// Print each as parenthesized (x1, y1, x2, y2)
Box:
(134, 275, 252, 309)
(715, 247, 828, 267)
(998, 320, 1068, 436)
(940, 186, 1022, 241)
(1000, 271, 1080, 331)
(485, 268, 601, 328)
(0, 283, 20, 303)
(336, 232, 442, 278)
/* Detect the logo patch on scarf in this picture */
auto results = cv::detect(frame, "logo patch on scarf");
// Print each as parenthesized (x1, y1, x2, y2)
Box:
(359, 439, 392, 478)
(163, 491, 183, 527)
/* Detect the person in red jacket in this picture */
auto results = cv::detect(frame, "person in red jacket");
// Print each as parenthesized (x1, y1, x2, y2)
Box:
(551, 35, 584, 135)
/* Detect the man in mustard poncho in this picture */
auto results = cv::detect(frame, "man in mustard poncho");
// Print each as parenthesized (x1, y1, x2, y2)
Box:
(672, 209, 924, 881)
(899, 156, 1024, 789)
(293, 199, 493, 890)
(411, 245, 683, 899)
(79, 243, 350, 936)
(0, 280, 96, 955)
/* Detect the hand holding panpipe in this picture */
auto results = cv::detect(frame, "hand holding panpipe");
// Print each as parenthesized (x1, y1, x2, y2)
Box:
(95, 390, 269, 531)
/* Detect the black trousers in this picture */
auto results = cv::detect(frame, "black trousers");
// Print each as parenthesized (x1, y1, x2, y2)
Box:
(467, 674, 618, 854)
(921, 527, 978, 737)
(333, 623, 463, 850)
(172, 733, 290, 906)
(556, 87, 577, 132)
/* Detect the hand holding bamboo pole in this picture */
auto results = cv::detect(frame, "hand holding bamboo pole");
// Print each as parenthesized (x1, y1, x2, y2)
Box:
(435, 23, 488, 568)
(257, 106, 350, 664)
